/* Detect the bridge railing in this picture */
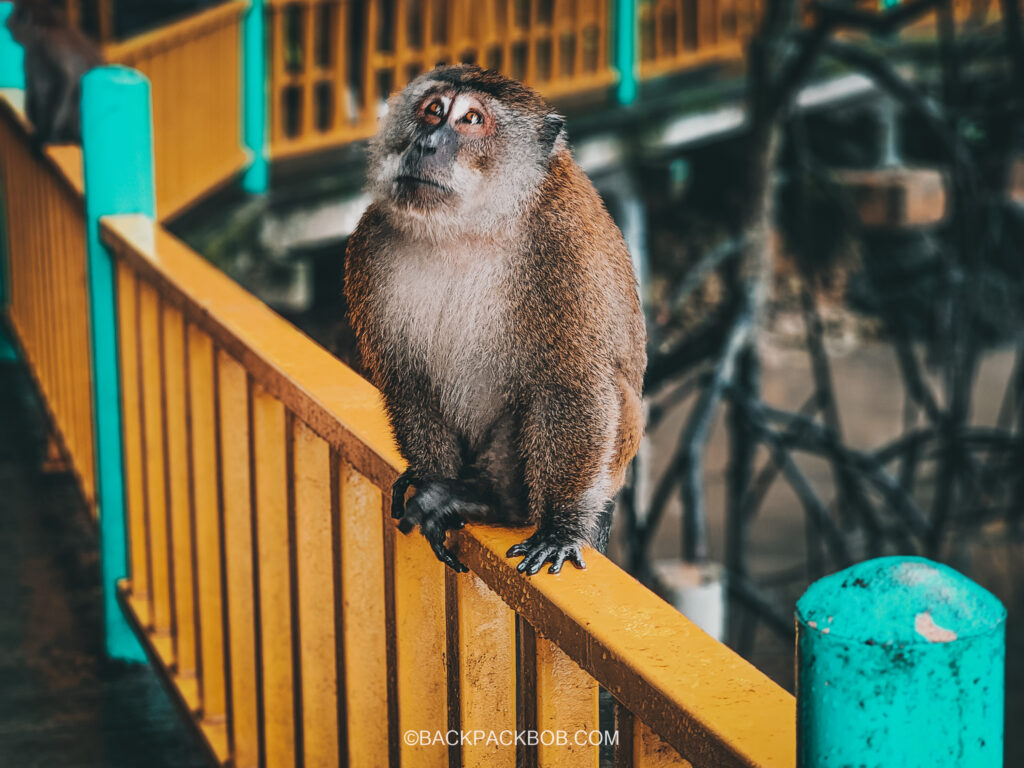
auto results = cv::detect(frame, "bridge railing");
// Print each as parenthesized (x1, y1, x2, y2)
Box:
(0, 95, 97, 513)
(266, 0, 617, 159)
(0, 76, 797, 766)
(104, 1, 249, 218)
(60, 0, 1004, 216)
(637, 0, 762, 81)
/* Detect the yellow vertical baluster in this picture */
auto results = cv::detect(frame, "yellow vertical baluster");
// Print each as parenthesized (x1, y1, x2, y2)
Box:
(216, 351, 259, 768)
(138, 279, 172, 638)
(536, 636, 600, 767)
(163, 302, 197, 678)
(187, 326, 227, 730)
(394, 507, 448, 767)
(292, 418, 339, 768)
(252, 389, 297, 768)
(116, 263, 148, 610)
(457, 571, 516, 768)
(339, 461, 389, 766)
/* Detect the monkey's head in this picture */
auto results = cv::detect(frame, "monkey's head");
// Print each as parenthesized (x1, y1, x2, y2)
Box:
(367, 65, 565, 239)
(6, 0, 67, 43)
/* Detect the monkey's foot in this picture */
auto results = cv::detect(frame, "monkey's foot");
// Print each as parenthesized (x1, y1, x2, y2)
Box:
(506, 531, 587, 575)
(397, 481, 487, 573)
(391, 469, 418, 519)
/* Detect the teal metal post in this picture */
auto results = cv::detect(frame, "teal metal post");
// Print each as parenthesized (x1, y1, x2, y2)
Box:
(242, 0, 268, 193)
(797, 556, 1005, 767)
(614, 0, 638, 105)
(0, 1, 25, 89)
(0, 1, 21, 360)
(81, 66, 155, 662)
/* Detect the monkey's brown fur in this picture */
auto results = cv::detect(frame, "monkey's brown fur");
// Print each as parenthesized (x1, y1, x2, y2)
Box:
(6, 0, 104, 145)
(346, 65, 645, 575)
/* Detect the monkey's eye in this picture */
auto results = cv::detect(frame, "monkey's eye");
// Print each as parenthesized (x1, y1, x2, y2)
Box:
(461, 109, 484, 126)
(423, 99, 446, 124)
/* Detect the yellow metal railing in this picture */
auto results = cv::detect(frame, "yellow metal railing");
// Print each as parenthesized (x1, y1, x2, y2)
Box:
(638, 0, 762, 79)
(0, 96, 97, 513)
(1, 88, 798, 764)
(103, 2, 249, 219)
(267, 0, 616, 159)
(98, 210, 795, 767)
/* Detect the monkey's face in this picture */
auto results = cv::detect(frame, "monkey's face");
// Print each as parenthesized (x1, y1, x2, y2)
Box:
(367, 67, 562, 239)
(6, 1, 55, 43)
(389, 90, 494, 211)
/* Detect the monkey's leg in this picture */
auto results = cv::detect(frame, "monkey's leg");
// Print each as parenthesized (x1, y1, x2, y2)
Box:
(460, 414, 530, 526)
(384, 391, 482, 569)
(385, 391, 463, 521)
(506, 385, 616, 575)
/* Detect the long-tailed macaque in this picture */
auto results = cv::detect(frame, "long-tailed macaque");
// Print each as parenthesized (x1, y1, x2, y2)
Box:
(345, 66, 646, 575)
(6, 0, 104, 144)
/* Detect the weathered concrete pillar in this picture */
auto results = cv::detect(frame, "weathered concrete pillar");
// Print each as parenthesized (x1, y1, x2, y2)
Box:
(797, 556, 1005, 767)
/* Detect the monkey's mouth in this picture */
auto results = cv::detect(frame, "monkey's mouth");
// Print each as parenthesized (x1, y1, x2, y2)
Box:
(393, 175, 454, 209)
(395, 175, 451, 193)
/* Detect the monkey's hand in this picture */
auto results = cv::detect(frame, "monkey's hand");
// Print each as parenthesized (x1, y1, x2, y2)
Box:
(396, 480, 490, 573)
(391, 469, 418, 519)
(506, 529, 587, 576)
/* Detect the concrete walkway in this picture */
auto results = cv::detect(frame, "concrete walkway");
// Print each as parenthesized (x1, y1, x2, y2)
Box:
(0, 359, 208, 768)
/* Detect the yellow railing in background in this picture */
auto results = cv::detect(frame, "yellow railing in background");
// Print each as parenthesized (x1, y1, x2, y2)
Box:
(64, 0, 115, 43)
(267, 0, 616, 159)
(0, 96, 97, 514)
(99, 209, 795, 767)
(638, 0, 762, 79)
(104, 2, 249, 219)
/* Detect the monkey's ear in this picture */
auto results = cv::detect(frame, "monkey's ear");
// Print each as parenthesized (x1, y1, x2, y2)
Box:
(539, 113, 565, 156)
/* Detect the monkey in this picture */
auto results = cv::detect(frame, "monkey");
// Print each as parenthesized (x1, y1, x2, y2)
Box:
(5, 0, 104, 145)
(345, 65, 646, 575)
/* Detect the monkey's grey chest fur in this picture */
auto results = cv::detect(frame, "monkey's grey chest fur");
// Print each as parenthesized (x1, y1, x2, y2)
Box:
(377, 243, 509, 442)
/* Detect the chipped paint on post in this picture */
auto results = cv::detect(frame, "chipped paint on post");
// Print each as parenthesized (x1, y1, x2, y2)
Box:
(796, 556, 1006, 767)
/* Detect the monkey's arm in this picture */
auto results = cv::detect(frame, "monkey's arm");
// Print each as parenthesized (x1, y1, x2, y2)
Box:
(508, 378, 614, 575)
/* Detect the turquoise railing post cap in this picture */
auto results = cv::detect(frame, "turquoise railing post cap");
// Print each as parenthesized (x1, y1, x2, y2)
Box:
(796, 556, 1006, 645)
(83, 66, 150, 89)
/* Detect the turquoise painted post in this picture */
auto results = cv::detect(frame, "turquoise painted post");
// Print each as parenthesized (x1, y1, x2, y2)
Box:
(797, 556, 1005, 767)
(242, 0, 268, 193)
(81, 66, 155, 662)
(0, 1, 21, 360)
(614, 0, 637, 106)
(0, 1, 25, 89)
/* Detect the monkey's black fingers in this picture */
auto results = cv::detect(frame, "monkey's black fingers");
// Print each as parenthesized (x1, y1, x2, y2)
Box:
(391, 470, 417, 519)
(558, 546, 586, 572)
(505, 542, 531, 558)
(397, 518, 416, 534)
(422, 516, 468, 572)
(517, 545, 552, 575)
(507, 532, 587, 575)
